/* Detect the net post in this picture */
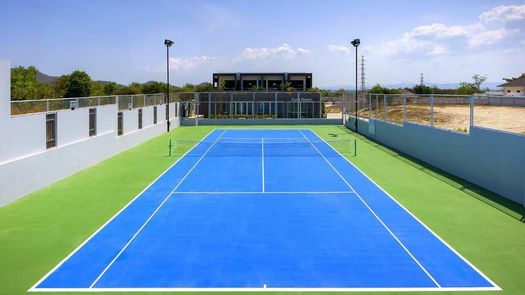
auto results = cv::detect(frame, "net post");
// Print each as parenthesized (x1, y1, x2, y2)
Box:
(354, 138, 357, 157)
(168, 139, 172, 157)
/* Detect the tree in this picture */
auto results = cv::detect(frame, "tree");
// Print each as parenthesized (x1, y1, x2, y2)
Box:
(281, 82, 295, 92)
(412, 84, 433, 94)
(11, 66, 39, 100)
(35, 83, 56, 99)
(502, 73, 525, 82)
(102, 82, 118, 95)
(455, 82, 477, 95)
(127, 82, 143, 94)
(53, 74, 70, 98)
(181, 83, 195, 93)
(90, 82, 105, 96)
(472, 74, 487, 91)
(142, 81, 166, 94)
(195, 82, 213, 92)
(64, 70, 92, 97)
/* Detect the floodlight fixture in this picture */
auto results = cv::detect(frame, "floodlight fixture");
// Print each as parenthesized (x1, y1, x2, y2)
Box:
(164, 39, 174, 47)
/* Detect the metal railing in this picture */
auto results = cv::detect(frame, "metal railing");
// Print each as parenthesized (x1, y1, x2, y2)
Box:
(346, 93, 525, 135)
(171, 91, 345, 120)
(10, 91, 350, 121)
(10, 93, 166, 116)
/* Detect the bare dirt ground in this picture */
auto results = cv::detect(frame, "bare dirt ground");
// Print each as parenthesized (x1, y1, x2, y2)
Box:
(351, 104, 525, 135)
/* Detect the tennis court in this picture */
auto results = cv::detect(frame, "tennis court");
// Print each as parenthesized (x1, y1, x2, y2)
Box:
(31, 128, 499, 292)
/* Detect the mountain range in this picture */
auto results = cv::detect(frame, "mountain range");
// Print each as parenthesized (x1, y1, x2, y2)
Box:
(323, 81, 503, 91)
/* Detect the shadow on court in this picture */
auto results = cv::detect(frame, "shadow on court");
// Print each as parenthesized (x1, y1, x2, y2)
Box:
(334, 125, 525, 224)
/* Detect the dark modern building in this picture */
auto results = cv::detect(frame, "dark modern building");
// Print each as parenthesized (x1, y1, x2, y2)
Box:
(212, 72, 313, 91)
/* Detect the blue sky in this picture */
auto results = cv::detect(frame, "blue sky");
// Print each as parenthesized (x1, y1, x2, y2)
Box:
(1, 0, 524, 88)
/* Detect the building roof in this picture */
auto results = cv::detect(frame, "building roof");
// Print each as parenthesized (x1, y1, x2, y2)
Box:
(498, 76, 525, 87)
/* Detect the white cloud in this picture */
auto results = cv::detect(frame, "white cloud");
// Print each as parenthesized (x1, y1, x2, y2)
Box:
(297, 47, 311, 54)
(328, 44, 351, 54)
(405, 23, 468, 39)
(521, 39, 525, 46)
(370, 4, 525, 56)
(468, 28, 515, 47)
(479, 4, 525, 23)
(427, 45, 448, 55)
(169, 56, 215, 70)
(241, 43, 309, 60)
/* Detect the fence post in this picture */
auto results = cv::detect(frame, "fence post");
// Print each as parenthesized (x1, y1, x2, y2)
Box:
(275, 92, 279, 118)
(403, 93, 407, 122)
(318, 93, 322, 119)
(383, 94, 387, 121)
(297, 92, 301, 119)
(470, 94, 474, 128)
(368, 93, 371, 119)
(143, 94, 146, 107)
(208, 92, 212, 119)
(430, 94, 434, 127)
(252, 92, 255, 119)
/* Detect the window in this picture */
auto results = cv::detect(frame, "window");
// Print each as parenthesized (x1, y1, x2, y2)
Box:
(153, 106, 157, 124)
(507, 90, 511, 93)
(518, 90, 521, 93)
(138, 109, 143, 129)
(89, 108, 97, 137)
(117, 112, 123, 136)
(46, 113, 57, 149)
(166, 104, 169, 120)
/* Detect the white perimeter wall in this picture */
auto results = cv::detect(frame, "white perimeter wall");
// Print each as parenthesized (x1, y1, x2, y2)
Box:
(0, 60, 181, 207)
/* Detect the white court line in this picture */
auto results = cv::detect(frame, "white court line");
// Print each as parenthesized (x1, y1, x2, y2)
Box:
(220, 137, 305, 140)
(87, 129, 227, 288)
(28, 129, 217, 292)
(28, 286, 500, 292)
(261, 138, 265, 192)
(298, 130, 441, 288)
(31, 128, 500, 293)
(171, 191, 355, 194)
(307, 128, 501, 290)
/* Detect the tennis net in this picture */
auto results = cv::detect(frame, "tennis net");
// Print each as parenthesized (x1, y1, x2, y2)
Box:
(168, 138, 356, 158)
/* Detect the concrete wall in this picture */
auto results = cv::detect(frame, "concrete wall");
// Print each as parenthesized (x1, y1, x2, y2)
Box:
(181, 118, 342, 126)
(347, 117, 525, 207)
(0, 60, 181, 207)
(503, 86, 525, 97)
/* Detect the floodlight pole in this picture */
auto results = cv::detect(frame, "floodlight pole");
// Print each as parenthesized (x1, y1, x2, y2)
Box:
(351, 39, 360, 134)
(164, 39, 174, 132)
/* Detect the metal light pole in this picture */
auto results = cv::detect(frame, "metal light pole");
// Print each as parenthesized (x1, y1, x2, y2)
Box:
(350, 38, 360, 133)
(164, 39, 174, 132)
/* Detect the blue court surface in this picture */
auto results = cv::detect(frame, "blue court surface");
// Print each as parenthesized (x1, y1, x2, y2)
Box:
(31, 129, 499, 292)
